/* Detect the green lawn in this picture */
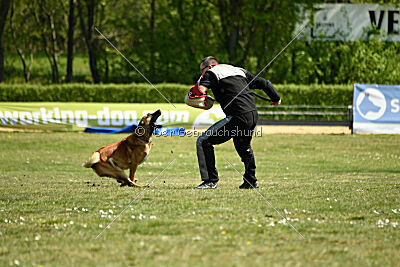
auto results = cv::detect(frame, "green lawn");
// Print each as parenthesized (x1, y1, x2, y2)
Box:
(0, 132, 399, 266)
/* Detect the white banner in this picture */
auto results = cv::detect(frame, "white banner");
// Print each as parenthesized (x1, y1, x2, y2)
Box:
(0, 103, 226, 131)
(299, 4, 400, 41)
(353, 84, 400, 134)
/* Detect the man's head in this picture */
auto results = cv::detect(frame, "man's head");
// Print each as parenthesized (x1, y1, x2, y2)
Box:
(200, 56, 218, 75)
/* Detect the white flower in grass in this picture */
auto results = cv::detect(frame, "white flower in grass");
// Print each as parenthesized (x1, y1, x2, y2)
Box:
(385, 219, 390, 224)
(4, 219, 8, 223)
(83, 224, 87, 228)
(150, 216, 156, 220)
(307, 218, 311, 221)
(69, 221, 74, 225)
(19, 216, 24, 221)
(377, 220, 384, 228)
(13, 260, 20, 265)
(131, 215, 135, 219)
(268, 221, 275, 227)
(99, 210, 104, 214)
(278, 219, 287, 225)
(108, 209, 113, 214)
(326, 198, 330, 201)
(391, 222, 398, 228)
(329, 206, 333, 209)
(66, 208, 72, 211)
(73, 207, 78, 211)
(99, 224, 103, 228)
(373, 210, 379, 214)
(284, 209, 289, 215)
(392, 209, 397, 214)
(192, 236, 202, 241)
(139, 241, 144, 246)
(35, 234, 41, 241)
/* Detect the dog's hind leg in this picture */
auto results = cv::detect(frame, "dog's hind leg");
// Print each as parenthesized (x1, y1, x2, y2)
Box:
(92, 162, 133, 187)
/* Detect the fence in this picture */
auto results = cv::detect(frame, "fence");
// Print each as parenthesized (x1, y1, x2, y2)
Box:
(257, 104, 353, 126)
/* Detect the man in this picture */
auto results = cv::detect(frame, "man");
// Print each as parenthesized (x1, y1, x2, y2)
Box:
(190, 56, 281, 189)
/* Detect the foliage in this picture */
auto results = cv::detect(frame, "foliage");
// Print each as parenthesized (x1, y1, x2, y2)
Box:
(2, 1, 400, 85)
(0, 83, 353, 105)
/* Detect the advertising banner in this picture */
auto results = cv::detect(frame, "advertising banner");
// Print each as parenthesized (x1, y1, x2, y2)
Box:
(353, 84, 400, 134)
(0, 103, 226, 131)
(299, 4, 400, 41)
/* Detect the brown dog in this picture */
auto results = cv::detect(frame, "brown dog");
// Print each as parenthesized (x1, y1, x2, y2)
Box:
(83, 110, 162, 187)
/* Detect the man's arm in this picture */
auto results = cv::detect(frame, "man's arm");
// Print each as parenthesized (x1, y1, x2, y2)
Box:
(199, 71, 218, 95)
(244, 70, 281, 105)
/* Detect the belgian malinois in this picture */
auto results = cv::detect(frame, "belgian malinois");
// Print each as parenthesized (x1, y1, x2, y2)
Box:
(83, 110, 162, 187)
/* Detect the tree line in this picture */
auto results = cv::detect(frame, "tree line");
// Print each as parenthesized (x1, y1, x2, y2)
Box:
(0, 0, 399, 85)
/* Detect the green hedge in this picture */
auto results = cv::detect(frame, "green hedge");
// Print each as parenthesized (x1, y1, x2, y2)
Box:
(0, 83, 354, 105)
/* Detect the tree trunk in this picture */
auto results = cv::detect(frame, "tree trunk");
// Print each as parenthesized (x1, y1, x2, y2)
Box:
(47, 13, 59, 83)
(216, 0, 242, 64)
(34, 1, 60, 83)
(0, 0, 12, 82)
(66, 0, 75, 83)
(150, 0, 155, 78)
(77, 0, 100, 83)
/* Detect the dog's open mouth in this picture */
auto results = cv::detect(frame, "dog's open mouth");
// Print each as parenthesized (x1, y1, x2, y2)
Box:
(150, 109, 162, 129)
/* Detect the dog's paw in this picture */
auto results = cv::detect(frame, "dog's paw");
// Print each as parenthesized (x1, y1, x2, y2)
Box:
(120, 181, 134, 187)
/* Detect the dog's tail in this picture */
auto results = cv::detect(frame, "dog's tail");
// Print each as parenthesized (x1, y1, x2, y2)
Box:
(82, 152, 100, 168)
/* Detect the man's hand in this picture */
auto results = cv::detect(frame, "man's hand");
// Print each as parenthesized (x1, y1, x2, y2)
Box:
(198, 85, 207, 94)
(271, 99, 281, 105)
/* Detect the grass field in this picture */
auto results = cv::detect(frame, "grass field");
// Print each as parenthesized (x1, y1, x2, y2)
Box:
(0, 131, 399, 266)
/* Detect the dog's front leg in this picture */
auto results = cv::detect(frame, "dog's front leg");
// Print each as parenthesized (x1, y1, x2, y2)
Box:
(129, 164, 149, 188)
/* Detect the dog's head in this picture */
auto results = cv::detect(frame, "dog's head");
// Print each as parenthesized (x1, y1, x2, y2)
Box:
(135, 109, 162, 139)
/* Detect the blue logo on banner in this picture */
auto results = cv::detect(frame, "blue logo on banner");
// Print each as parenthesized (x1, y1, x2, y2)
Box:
(353, 84, 400, 124)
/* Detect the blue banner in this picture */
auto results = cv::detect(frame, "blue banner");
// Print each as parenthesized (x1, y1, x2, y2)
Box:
(353, 84, 400, 134)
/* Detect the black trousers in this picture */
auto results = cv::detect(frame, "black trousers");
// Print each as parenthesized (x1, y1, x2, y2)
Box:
(196, 110, 258, 183)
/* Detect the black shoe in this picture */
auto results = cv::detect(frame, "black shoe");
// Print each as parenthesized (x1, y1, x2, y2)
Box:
(239, 180, 259, 189)
(194, 181, 218, 189)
